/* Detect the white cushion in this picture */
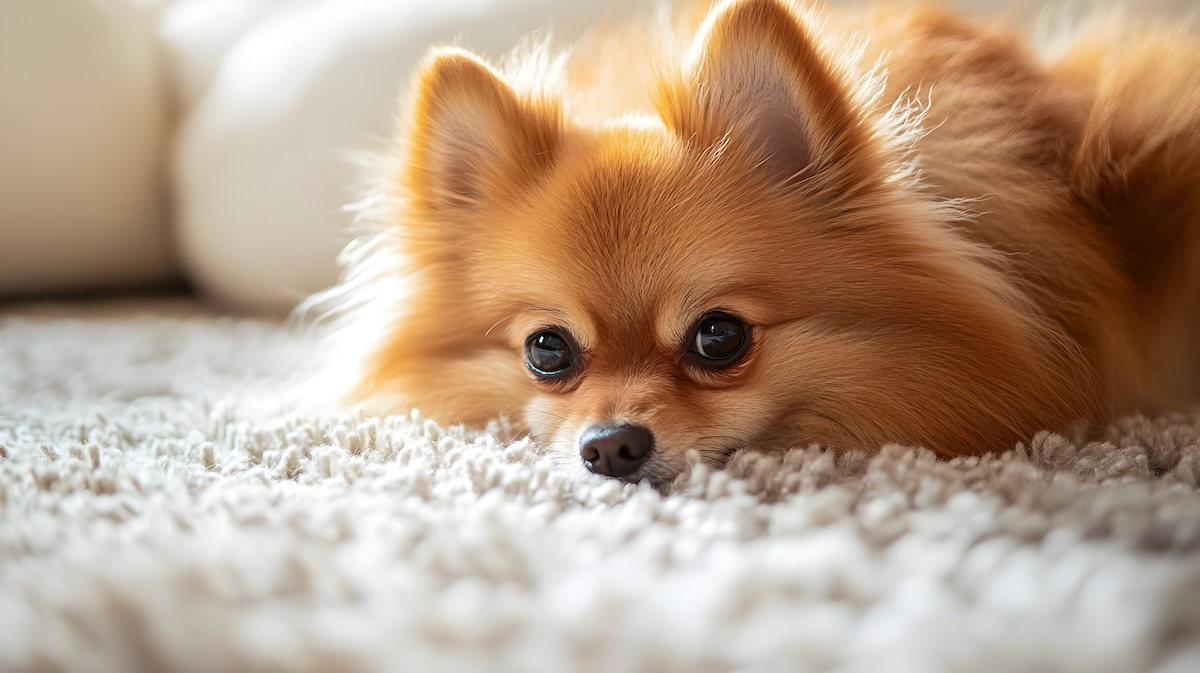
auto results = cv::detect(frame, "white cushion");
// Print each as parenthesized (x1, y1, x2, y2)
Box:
(168, 0, 648, 313)
(157, 0, 289, 110)
(0, 0, 173, 295)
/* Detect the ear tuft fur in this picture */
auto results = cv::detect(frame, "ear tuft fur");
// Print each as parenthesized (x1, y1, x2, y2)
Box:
(407, 48, 560, 211)
(657, 0, 870, 186)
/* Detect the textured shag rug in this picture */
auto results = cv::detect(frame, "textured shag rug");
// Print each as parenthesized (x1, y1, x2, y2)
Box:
(2, 300, 1200, 673)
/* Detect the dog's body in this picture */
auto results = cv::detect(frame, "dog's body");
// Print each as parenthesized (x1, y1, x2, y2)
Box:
(323, 0, 1200, 487)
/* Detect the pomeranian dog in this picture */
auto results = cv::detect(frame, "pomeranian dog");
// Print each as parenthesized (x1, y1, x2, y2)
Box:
(316, 0, 1200, 488)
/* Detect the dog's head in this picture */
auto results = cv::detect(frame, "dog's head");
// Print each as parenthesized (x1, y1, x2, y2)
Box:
(357, 0, 1092, 488)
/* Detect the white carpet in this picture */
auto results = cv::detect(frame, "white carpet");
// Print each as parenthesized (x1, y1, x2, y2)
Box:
(2, 300, 1200, 672)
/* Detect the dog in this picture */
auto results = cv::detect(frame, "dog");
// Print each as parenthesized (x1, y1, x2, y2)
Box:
(315, 0, 1200, 489)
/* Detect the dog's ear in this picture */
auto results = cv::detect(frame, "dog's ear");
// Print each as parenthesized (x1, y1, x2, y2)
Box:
(406, 48, 560, 211)
(657, 0, 871, 186)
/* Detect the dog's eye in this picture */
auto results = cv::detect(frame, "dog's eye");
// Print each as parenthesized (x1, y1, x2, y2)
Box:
(692, 314, 749, 365)
(525, 329, 576, 378)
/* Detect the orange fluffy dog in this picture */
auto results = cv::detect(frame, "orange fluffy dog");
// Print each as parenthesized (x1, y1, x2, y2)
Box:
(320, 0, 1200, 488)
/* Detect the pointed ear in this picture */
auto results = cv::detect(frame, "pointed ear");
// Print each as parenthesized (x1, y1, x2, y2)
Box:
(406, 48, 560, 211)
(657, 0, 870, 185)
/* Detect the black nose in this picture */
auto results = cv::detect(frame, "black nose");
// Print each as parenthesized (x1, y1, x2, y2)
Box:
(579, 423, 654, 480)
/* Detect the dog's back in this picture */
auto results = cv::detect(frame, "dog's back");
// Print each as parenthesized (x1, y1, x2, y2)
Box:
(1055, 17, 1200, 406)
(857, 6, 1200, 414)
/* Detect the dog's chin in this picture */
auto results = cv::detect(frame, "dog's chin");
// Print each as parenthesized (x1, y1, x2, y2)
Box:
(603, 444, 743, 494)
(629, 461, 681, 493)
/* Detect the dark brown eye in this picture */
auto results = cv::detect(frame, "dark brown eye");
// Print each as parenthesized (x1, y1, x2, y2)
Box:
(525, 329, 576, 379)
(692, 314, 749, 365)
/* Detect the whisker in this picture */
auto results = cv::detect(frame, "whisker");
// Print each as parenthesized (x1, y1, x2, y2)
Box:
(695, 434, 744, 445)
(525, 408, 572, 423)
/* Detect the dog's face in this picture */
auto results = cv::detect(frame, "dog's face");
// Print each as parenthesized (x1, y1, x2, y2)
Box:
(361, 0, 1091, 488)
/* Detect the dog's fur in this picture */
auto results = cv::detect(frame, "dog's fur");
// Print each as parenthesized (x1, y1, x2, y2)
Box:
(319, 0, 1200, 487)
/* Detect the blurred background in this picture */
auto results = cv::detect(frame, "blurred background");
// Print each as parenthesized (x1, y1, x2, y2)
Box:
(0, 0, 1195, 314)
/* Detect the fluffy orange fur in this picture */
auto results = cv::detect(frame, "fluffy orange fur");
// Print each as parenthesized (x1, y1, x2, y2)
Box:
(326, 0, 1200, 487)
